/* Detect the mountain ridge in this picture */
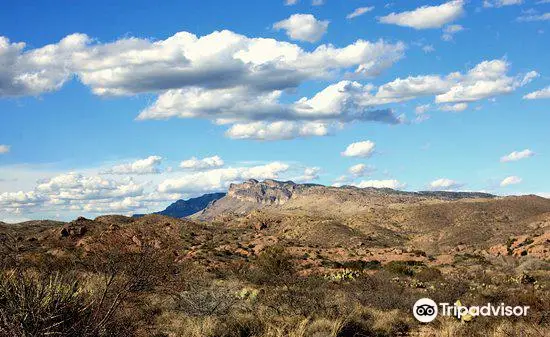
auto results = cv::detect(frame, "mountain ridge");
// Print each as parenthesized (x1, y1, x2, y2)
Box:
(133, 192, 226, 219)
(192, 179, 497, 221)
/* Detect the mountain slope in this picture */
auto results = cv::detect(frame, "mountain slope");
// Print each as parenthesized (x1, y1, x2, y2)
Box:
(193, 179, 496, 221)
(134, 192, 225, 218)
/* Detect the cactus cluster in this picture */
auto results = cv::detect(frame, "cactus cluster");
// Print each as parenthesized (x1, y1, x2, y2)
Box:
(324, 269, 360, 281)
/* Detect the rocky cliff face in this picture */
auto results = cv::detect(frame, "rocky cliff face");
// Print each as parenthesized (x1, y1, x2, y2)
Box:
(227, 179, 299, 205)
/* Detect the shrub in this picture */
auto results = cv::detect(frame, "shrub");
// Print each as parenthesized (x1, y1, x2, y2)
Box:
(416, 267, 443, 282)
(0, 270, 126, 336)
(173, 285, 238, 317)
(249, 245, 294, 285)
(384, 261, 416, 276)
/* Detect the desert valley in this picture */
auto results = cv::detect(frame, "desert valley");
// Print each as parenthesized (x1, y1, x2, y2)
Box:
(1, 180, 549, 336)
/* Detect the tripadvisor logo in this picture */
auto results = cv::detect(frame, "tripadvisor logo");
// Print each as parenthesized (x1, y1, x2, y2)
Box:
(413, 298, 530, 323)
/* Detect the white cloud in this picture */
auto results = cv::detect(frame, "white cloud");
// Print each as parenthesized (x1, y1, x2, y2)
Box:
(36, 173, 144, 200)
(414, 104, 431, 123)
(500, 176, 522, 187)
(293, 167, 321, 182)
(517, 12, 550, 21)
(348, 164, 375, 177)
(379, 1, 465, 29)
(140, 80, 404, 140)
(484, 0, 523, 8)
(342, 141, 376, 158)
(1, 30, 404, 98)
(180, 155, 224, 170)
(442, 24, 464, 41)
(356, 179, 405, 189)
(0, 145, 10, 154)
(0, 34, 89, 97)
(312, 0, 324, 6)
(347, 7, 375, 19)
(422, 45, 435, 53)
(105, 156, 162, 175)
(435, 60, 538, 104)
(429, 178, 464, 191)
(225, 121, 331, 140)
(376, 75, 451, 102)
(500, 149, 535, 162)
(285, 0, 298, 5)
(0, 191, 46, 208)
(415, 104, 431, 115)
(0, 159, 316, 218)
(158, 162, 290, 193)
(523, 86, 550, 99)
(273, 14, 329, 42)
(439, 102, 468, 112)
(360, 60, 536, 107)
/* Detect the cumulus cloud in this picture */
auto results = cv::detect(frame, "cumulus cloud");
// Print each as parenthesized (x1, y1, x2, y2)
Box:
(285, 0, 298, 5)
(356, 179, 405, 189)
(1, 30, 408, 141)
(273, 14, 329, 42)
(500, 176, 522, 187)
(1, 30, 404, 98)
(348, 164, 375, 177)
(429, 178, 464, 191)
(293, 167, 321, 182)
(225, 121, 331, 140)
(104, 156, 163, 175)
(434, 61, 538, 104)
(347, 7, 375, 19)
(0, 34, 89, 97)
(500, 149, 535, 162)
(180, 156, 224, 170)
(0, 191, 46, 209)
(0, 145, 10, 154)
(342, 141, 376, 158)
(312, 0, 324, 6)
(0, 159, 310, 217)
(366, 60, 537, 106)
(376, 75, 451, 102)
(523, 86, 550, 99)
(141, 81, 404, 140)
(379, 1, 465, 29)
(0, 171, 159, 216)
(158, 162, 290, 193)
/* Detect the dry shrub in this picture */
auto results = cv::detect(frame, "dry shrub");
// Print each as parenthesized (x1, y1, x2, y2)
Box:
(0, 269, 128, 336)
(248, 245, 294, 285)
(173, 284, 238, 317)
(416, 267, 443, 282)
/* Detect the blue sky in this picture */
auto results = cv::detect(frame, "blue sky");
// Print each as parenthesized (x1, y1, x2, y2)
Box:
(1, 0, 549, 222)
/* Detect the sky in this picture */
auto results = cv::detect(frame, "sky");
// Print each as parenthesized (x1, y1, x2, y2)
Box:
(1, 0, 549, 222)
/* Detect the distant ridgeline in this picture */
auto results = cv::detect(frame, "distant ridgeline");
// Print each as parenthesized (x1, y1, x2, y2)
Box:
(133, 192, 226, 219)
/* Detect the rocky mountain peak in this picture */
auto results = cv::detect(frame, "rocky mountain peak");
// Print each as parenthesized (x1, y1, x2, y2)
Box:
(227, 179, 298, 205)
